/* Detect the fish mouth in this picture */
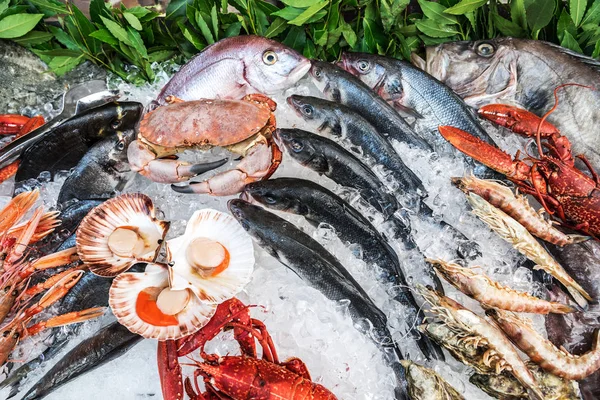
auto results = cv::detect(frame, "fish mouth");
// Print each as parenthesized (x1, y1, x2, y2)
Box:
(288, 60, 312, 83)
(286, 96, 304, 117)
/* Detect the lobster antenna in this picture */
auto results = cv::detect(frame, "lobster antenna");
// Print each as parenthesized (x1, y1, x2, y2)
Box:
(535, 83, 594, 155)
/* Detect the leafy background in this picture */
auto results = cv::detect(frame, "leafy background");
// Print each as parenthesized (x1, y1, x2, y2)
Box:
(1, 0, 599, 83)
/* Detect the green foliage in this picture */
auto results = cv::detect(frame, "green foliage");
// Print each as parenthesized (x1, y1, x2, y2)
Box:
(4, 0, 600, 83)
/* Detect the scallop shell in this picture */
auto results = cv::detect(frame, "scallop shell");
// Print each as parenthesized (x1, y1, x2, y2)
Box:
(167, 209, 254, 304)
(76, 193, 170, 277)
(109, 263, 217, 340)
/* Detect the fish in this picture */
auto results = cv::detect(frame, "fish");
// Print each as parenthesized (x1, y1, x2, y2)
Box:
(56, 129, 136, 206)
(15, 102, 142, 186)
(401, 360, 464, 400)
(415, 38, 600, 169)
(242, 177, 444, 360)
(309, 60, 432, 152)
(20, 321, 142, 400)
(227, 199, 410, 399)
(154, 35, 311, 106)
(338, 52, 496, 148)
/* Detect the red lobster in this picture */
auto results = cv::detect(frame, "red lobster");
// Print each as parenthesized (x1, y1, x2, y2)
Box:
(0, 114, 45, 183)
(439, 84, 600, 238)
(157, 298, 338, 400)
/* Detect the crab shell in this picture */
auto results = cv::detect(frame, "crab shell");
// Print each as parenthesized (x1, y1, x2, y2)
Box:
(76, 193, 170, 277)
(109, 263, 217, 340)
(138, 98, 275, 152)
(167, 209, 255, 304)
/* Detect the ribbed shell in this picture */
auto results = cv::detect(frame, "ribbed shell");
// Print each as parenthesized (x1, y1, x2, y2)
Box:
(76, 193, 170, 277)
(167, 209, 254, 304)
(109, 263, 217, 340)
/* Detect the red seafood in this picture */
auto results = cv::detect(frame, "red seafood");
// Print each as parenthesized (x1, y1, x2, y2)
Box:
(0, 114, 45, 183)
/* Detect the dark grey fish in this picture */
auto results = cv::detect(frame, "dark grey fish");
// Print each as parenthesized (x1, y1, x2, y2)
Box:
(228, 199, 409, 399)
(20, 322, 141, 400)
(15, 102, 142, 185)
(309, 60, 432, 152)
(56, 129, 136, 206)
(418, 38, 600, 170)
(287, 94, 425, 204)
(243, 178, 444, 361)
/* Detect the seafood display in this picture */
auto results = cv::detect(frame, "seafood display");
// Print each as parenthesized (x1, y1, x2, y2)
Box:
(1, 32, 600, 400)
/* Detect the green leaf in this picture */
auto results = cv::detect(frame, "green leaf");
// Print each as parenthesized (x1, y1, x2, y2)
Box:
(492, 13, 525, 37)
(464, 10, 476, 29)
(48, 54, 83, 75)
(70, 4, 100, 53)
(417, 0, 458, 25)
(49, 26, 81, 50)
(593, 39, 600, 58)
(34, 48, 82, 57)
(415, 19, 460, 37)
(28, 0, 68, 16)
(280, 0, 319, 7)
(272, 6, 304, 21)
(100, 15, 133, 46)
(210, 4, 218, 41)
(166, 0, 193, 20)
(128, 6, 151, 19)
(89, 0, 110, 24)
(0, 6, 29, 20)
(570, 0, 586, 26)
(303, 38, 316, 57)
(511, 0, 527, 29)
(288, 1, 327, 25)
(179, 22, 205, 50)
(148, 49, 175, 62)
(224, 21, 241, 37)
(0, 0, 8, 15)
(195, 11, 215, 44)
(561, 30, 583, 52)
(12, 29, 53, 45)
(124, 12, 142, 31)
(381, 0, 409, 32)
(282, 25, 305, 51)
(340, 21, 357, 48)
(127, 26, 148, 58)
(444, 0, 487, 15)
(0, 13, 43, 39)
(526, 0, 555, 33)
(581, 0, 600, 26)
(557, 9, 576, 42)
(89, 28, 119, 45)
(264, 17, 287, 38)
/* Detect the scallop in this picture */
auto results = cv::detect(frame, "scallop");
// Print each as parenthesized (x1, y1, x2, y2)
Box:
(167, 209, 254, 304)
(109, 263, 217, 340)
(76, 193, 170, 277)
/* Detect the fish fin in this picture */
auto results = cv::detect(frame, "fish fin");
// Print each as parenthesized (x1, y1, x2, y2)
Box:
(568, 234, 590, 244)
(392, 102, 423, 120)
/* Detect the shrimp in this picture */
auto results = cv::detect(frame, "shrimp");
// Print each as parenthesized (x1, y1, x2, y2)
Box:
(488, 308, 600, 380)
(417, 285, 544, 400)
(427, 259, 574, 314)
(453, 176, 586, 246)
(466, 192, 591, 308)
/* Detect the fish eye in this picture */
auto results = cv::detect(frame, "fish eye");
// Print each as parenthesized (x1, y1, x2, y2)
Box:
(302, 106, 313, 116)
(111, 119, 120, 129)
(116, 140, 125, 151)
(265, 195, 277, 204)
(476, 42, 495, 57)
(290, 139, 304, 152)
(313, 67, 322, 78)
(357, 60, 371, 72)
(262, 50, 278, 65)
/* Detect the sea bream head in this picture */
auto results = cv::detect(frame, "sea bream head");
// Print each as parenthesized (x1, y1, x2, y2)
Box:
(412, 38, 518, 106)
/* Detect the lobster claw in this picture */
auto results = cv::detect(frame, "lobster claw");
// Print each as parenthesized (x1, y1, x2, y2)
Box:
(478, 104, 560, 137)
(438, 126, 531, 181)
(158, 340, 184, 400)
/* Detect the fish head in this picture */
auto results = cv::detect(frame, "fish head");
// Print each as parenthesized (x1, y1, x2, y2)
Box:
(227, 199, 282, 256)
(106, 129, 136, 173)
(242, 37, 311, 94)
(84, 102, 143, 140)
(338, 53, 386, 91)
(286, 95, 333, 132)
(273, 129, 322, 167)
(242, 178, 305, 215)
(417, 38, 517, 103)
(309, 60, 346, 101)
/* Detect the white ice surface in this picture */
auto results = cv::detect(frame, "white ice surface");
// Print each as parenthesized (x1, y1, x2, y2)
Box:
(0, 67, 556, 400)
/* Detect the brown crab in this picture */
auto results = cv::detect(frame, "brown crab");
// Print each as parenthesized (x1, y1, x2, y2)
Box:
(128, 94, 281, 196)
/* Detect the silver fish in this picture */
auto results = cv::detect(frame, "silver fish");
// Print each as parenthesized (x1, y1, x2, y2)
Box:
(155, 35, 311, 105)
(415, 38, 600, 169)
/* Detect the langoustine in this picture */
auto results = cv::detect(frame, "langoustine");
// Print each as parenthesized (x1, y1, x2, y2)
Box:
(489, 308, 600, 380)
(428, 259, 574, 314)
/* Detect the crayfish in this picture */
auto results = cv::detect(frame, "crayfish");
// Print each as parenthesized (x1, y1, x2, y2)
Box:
(157, 298, 337, 400)
(439, 84, 600, 239)
(0, 114, 45, 183)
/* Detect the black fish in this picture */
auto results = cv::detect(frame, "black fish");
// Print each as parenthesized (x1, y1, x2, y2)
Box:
(309, 60, 431, 153)
(243, 178, 444, 361)
(20, 322, 141, 400)
(57, 129, 136, 206)
(228, 199, 409, 399)
(15, 102, 142, 185)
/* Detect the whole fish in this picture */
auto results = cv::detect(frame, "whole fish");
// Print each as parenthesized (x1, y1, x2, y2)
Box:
(56, 129, 136, 206)
(20, 322, 142, 400)
(228, 199, 410, 399)
(154, 35, 311, 106)
(338, 52, 495, 148)
(415, 38, 600, 169)
(309, 60, 432, 152)
(274, 128, 412, 239)
(287, 94, 425, 202)
(243, 178, 444, 361)
(15, 102, 142, 185)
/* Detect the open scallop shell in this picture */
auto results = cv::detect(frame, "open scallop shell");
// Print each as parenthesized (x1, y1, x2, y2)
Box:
(76, 193, 170, 277)
(166, 209, 254, 304)
(109, 263, 217, 340)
